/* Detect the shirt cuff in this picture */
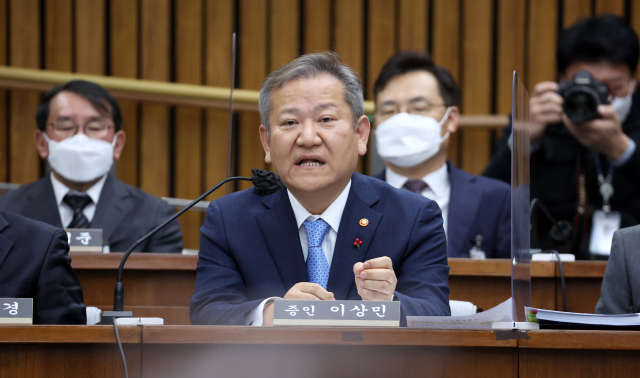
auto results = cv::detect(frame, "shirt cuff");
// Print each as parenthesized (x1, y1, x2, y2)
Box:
(610, 139, 636, 167)
(246, 297, 279, 326)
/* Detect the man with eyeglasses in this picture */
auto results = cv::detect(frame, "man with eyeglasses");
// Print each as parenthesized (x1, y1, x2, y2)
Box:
(0, 80, 183, 253)
(372, 51, 511, 258)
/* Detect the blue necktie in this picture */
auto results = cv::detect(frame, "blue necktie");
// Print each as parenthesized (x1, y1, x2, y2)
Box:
(302, 218, 331, 289)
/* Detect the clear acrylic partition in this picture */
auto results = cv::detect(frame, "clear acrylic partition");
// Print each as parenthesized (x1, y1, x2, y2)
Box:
(511, 71, 531, 322)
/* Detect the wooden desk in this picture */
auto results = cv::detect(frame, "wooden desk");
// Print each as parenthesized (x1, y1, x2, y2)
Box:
(70, 254, 607, 325)
(1, 326, 638, 377)
(0, 325, 141, 378)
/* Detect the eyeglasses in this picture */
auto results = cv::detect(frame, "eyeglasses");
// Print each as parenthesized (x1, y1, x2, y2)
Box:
(48, 119, 114, 139)
(376, 101, 446, 118)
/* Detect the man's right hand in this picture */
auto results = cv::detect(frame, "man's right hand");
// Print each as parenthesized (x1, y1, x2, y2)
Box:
(529, 81, 563, 145)
(262, 282, 335, 326)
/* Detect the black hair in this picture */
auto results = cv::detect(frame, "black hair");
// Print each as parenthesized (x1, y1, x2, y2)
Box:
(36, 80, 123, 132)
(372, 50, 460, 106)
(557, 14, 640, 75)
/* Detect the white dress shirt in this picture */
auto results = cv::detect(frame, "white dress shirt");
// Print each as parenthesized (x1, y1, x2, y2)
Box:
(246, 180, 352, 326)
(385, 164, 450, 236)
(50, 173, 108, 227)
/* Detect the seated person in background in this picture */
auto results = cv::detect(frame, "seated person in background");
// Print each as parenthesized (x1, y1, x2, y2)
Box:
(484, 15, 640, 259)
(0, 210, 86, 324)
(596, 225, 640, 314)
(190, 52, 450, 326)
(372, 51, 511, 258)
(0, 80, 183, 253)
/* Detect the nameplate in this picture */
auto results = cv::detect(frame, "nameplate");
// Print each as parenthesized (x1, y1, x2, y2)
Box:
(65, 229, 103, 252)
(0, 298, 33, 324)
(273, 300, 400, 327)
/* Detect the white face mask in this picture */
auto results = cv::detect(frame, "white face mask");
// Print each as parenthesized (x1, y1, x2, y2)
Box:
(375, 107, 452, 168)
(43, 133, 116, 183)
(611, 80, 635, 123)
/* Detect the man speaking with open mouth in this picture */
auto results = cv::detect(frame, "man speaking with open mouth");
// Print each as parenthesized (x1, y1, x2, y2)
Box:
(190, 52, 450, 327)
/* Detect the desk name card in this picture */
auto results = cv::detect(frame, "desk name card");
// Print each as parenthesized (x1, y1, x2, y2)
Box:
(273, 300, 400, 327)
(65, 229, 103, 252)
(0, 298, 33, 324)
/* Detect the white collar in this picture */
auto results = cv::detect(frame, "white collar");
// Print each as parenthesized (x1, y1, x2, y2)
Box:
(287, 180, 352, 233)
(385, 163, 449, 197)
(50, 172, 108, 206)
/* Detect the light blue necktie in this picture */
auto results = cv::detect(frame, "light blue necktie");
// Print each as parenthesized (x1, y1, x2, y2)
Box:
(302, 218, 331, 289)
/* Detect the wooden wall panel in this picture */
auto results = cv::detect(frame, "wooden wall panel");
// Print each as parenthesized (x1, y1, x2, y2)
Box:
(45, 0, 73, 72)
(632, 0, 640, 63)
(110, 0, 139, 187)
(595, 0, 625, 16)
(432, 0, 461, 166)
(335, 0, 365, 173)
(238, 0, 268, 190)
(527, 0, 558, 90)
(398, 0, 428, 52)
(175, 0, 204, 250)
(0, 0, 6, 182)
(563, 0, 592, 27)
(461, 0, 494, 175)
(75, 0, 106, 74)
(368, 0, 397, 100)
(303, 0, 331, 53)
(9, 0, 40, 184)
(497, 0, 526, 115)
(204, 0, 233, 199)
(270, 0, 300, 70)
(140, 0, 171, 197)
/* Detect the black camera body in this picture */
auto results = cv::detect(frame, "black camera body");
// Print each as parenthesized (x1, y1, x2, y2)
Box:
(557, 71, 609, 123)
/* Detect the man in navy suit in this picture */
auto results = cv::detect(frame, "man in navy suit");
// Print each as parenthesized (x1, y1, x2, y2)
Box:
(372, 51, 511, 258)
(0, 211, 86, 324)
(190, 52, 450, 326)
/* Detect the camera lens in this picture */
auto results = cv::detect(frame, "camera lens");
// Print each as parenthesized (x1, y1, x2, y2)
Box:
(564, 90, 599, 123)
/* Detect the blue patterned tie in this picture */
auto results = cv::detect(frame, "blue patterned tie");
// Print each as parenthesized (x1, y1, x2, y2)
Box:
(302, 218, 331, 289)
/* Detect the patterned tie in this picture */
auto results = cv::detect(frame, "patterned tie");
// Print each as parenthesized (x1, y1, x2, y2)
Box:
(403, 179, 428, 194)
(63, 194, 93, 228)
(302, 218, 332, 289)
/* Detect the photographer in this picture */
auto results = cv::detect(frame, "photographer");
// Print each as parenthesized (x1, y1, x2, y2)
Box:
(483, 15, 640, 258)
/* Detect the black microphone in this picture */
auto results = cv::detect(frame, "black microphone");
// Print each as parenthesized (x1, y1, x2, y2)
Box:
(101, 169, 281, 324)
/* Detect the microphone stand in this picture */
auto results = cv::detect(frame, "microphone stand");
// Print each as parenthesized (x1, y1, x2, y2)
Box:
(102, 170, 281, 325)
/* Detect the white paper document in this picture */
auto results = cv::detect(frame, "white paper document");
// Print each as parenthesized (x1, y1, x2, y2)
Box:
(407, 298, 513, 329)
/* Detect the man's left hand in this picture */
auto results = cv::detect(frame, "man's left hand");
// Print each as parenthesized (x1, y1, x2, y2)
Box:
(353, 256, 397, 301)
(563, 105, 630, 160)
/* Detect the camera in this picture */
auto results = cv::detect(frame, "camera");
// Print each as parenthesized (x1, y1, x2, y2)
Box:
(557, 71, 609, 123)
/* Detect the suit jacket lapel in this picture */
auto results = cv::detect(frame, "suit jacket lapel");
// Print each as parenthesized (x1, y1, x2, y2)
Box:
(23, 176, 63, 228)
(327, 174, 382, 300)
(447, 161, 480, 257)
(91, 175, 131, 241)
(0, 214, 13, 271)
(255, 188, 308, 291)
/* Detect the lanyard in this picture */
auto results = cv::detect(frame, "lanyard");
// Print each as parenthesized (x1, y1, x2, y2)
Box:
(593, 152, 614, 211)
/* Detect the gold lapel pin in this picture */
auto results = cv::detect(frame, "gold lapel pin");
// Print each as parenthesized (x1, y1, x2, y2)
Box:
(359, 218, 369, 227)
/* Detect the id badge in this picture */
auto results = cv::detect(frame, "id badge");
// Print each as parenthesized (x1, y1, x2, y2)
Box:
(589, 210, 621, 256)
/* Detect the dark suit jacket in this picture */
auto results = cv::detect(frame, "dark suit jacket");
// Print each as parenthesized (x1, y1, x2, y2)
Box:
(0, 174, 183, 253)
(190, 172, 451, 326)
(483, 90, 640, 257)
(374, 161, 511, 258)
(595, 225, 640, 314)
(0, 211, 86, 324)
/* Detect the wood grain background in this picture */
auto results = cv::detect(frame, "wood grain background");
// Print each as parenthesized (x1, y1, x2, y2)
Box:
(0, 0, 637, 249)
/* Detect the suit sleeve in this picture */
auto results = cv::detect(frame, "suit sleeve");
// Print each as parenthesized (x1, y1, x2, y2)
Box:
(615, 126, 640, 191)
(146, 199, 184, 253)
(190, 201, 265, 325)
(394, 200, 451, 322)
(595, 230, 633, 314)
(482, 124, 512, 183)
(493, 186, 512, 259)
(34, 229, 86, 324)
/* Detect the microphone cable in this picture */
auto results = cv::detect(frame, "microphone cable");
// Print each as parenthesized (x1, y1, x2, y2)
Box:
(113, 319, 129, 378)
